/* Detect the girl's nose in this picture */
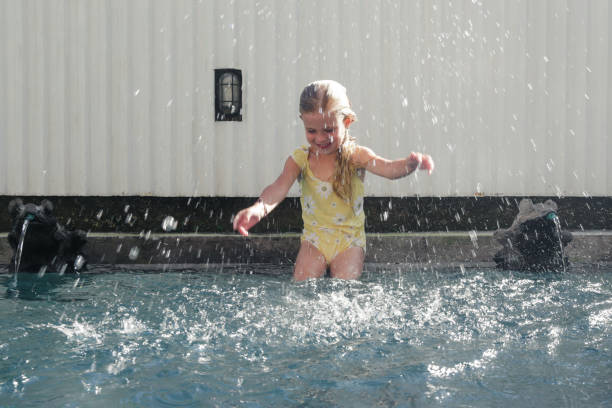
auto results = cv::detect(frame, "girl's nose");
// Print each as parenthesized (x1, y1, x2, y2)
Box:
(316, 133, 332, 142)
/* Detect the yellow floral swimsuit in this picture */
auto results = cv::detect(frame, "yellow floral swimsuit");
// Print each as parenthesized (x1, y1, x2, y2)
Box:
(291, 146, 366, 264)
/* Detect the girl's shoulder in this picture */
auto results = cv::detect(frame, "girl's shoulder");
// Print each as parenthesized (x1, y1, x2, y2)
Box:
(351, 144, 377, 168)
(290, 145, 310, 169)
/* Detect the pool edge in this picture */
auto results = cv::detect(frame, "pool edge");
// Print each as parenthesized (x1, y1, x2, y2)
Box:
(1, 231, 610, 266)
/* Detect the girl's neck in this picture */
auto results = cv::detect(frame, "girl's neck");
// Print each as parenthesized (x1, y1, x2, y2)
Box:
(309, 147, 337, 161)
(308, 148, 338, 181)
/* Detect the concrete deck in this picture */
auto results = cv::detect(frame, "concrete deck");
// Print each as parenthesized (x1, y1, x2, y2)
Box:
(1, 231, 610, 267)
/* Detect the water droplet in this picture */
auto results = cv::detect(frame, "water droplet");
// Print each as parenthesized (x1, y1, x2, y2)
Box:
(74, 255, 86, 271)
(59, 263, 68, 276)
(133, 89, 141, 96)
(162, 216, 178, 232)
(129, 247, 140, 260)
(469, 230, 478, 249)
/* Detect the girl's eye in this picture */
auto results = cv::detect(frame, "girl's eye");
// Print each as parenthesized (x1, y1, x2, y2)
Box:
(324, 128, 334, 133)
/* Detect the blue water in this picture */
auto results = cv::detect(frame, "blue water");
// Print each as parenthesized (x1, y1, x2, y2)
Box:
(1, 264, 611, 407)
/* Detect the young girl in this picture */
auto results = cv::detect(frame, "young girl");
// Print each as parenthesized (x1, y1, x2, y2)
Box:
(233, 80, 434, 281)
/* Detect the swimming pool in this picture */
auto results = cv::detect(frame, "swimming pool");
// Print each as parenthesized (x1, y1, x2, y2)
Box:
(1, 264, 610, 407)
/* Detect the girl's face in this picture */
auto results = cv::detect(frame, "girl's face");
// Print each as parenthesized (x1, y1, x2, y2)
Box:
(301, 112, 351, 156)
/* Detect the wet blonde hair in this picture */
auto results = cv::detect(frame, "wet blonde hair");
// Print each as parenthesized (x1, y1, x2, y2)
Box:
(299, 80, 358, 203)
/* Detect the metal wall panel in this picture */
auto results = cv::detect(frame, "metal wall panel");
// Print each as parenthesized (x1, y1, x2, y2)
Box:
(0, 0, 610, 197)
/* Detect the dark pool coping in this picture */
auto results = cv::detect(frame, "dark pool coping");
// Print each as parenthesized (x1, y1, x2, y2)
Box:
(2, 230, 610, 267)
(2, 196, 611, 233)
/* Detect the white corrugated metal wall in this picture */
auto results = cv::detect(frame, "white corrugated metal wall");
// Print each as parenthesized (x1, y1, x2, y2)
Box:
(0, 0, 610, 197)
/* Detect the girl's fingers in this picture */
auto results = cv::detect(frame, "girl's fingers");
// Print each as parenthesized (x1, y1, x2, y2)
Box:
(238, 225, 249, 236)
(233, 211, 247, 232)
(232, 212, 242, 231)
(407, 152, 422, 173)
(409, 152, 422, 164)
(421, 155, 434, 174)
(234, 216, 249, 236)
(409, 152, 435, 174)
(233, 209, 259, 236)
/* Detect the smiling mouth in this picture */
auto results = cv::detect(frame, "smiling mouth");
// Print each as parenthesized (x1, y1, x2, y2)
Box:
(317, 142, 332, 149)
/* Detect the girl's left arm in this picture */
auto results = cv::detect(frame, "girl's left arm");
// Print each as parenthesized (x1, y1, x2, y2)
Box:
(354, 145, 434, 180)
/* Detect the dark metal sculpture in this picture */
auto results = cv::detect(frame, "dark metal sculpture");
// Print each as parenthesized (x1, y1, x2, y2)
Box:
(7, 199, 87, 274)
(493, 199, 572, 271)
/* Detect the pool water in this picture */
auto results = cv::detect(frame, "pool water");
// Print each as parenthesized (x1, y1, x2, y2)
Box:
(1, 264, 611, 407)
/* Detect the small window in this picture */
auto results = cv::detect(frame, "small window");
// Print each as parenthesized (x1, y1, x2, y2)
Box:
(215, 69, 242, 121)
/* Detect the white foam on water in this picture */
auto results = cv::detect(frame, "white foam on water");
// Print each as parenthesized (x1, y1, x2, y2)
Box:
(51, 320, 103, 345)
(589, 308, 612, 329)
(117, 316, 146, 335)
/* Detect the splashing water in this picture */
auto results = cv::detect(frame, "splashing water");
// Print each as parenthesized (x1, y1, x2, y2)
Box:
(548, 213, 567, 272)
(74, 255, 86, 272)
(1, 265, 610, 406)
(12, 217, 31, 285)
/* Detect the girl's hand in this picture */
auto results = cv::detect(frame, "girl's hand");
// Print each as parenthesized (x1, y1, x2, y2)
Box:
(232, 205, 264, 236)
(408, 152, 435, 175)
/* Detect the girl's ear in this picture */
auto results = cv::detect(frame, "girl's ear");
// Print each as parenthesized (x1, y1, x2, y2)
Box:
(343, 116, 353, 128)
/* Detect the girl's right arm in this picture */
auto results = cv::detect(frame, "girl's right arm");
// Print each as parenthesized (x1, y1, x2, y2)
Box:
(232, 156, 301, 236)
